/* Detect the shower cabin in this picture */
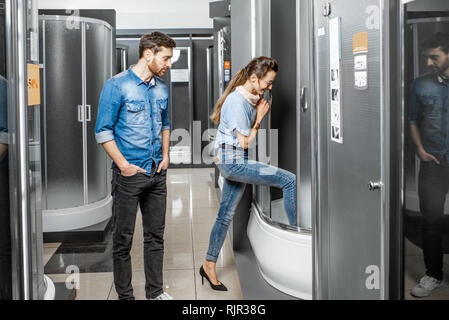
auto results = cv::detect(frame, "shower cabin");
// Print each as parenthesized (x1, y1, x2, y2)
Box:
(229, 0, 313, 300)
(39, 15, 114, 234)
(228, 0, 420, 300)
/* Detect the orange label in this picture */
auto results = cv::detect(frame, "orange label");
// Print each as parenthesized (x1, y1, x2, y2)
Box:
(353, 32, 368, 54)
(224, 61, 231, 70)
(27, 64, 40, 106)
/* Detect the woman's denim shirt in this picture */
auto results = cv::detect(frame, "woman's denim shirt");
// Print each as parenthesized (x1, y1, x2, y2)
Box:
(214, 90, 256, 163)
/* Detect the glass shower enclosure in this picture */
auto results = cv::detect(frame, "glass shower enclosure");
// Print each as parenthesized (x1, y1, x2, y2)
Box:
(39, 15, 113, 233)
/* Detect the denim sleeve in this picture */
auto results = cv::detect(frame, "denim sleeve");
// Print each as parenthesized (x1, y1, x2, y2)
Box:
(161, 100, 170, 131)
(408, 80, 419, 125)
(223, 101, 252, 137)
(95, 79, 122, 144)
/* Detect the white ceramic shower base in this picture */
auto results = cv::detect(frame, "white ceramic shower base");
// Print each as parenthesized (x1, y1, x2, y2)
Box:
(43, 195, 112, 232)
(247, 204, 313, 300)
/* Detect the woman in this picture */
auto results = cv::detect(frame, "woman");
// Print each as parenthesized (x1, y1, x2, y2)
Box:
(200, 57, 297, 291)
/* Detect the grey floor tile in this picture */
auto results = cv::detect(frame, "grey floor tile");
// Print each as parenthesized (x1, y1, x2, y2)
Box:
(405, 287, 449, 300)
(48, 272, 113, 300)
(191, 207, 218, 224)
(108, 269, 196, 300)
(404, 238, 423, 256)
(45, 168, 242, 301)
(164, 223, 193, 245)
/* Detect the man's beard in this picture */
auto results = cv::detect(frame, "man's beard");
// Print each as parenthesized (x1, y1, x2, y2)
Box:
(149, 61, 166, 77)
(434, 59, 449, 77)
(156, 69, 167, 77)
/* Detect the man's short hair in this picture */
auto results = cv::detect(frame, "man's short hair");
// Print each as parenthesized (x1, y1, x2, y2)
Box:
(422, 32, 449, 54)
(139, 32, 176, 58)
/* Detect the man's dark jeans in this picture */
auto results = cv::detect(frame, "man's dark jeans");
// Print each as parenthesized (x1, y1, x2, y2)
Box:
(111, 165, 167, 300)
(418, 161, 449, 281)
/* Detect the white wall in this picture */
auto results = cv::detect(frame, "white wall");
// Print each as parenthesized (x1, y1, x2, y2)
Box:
(38, 0, 213, 29)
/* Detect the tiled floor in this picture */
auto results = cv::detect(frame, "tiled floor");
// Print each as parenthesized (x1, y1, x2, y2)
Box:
(404, 238, 449, 300)
(44, 168, 243, 300)
(45, 168, 449, 301)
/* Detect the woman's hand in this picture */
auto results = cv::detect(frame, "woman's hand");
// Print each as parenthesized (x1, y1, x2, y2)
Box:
(256, 99, 271, 124)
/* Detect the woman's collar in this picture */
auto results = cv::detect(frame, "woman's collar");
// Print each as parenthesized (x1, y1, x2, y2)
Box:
(236, 86, 260, 106)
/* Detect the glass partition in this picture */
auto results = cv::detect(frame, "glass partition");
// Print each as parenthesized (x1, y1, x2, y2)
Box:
(251, 0, 305, 232)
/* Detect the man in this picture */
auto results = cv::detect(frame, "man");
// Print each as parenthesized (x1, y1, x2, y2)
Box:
(409, 32, 449, 298)
(95, 32, 175, 300)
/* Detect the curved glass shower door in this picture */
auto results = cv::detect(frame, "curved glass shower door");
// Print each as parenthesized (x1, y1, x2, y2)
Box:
(86, 20, 112, 204)
(40, 15, 113, 232)
(41, 18, 84, 210)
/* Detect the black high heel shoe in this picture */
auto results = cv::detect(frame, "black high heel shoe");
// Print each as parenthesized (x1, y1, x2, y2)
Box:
(199, 266, 228, 291)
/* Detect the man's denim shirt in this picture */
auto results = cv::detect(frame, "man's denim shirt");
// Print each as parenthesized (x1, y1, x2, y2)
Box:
(95, 67, 170, 174)
(409, 72, 449, 162)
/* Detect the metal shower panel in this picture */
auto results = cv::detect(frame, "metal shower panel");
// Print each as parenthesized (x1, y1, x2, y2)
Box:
(314, 0, 388, 300)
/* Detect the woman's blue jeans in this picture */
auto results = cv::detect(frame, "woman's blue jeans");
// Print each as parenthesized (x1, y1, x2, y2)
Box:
(206, 156, 297, 263)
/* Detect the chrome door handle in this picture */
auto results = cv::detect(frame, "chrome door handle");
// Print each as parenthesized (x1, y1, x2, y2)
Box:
(368, 181, 382, 192)
(301, 87, 308, 113)
(78, 105, 84, 122)
(86, 105, 91, 122)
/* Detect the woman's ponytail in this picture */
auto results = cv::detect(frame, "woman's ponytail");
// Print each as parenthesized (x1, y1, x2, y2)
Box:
(210, 68, 247, 124)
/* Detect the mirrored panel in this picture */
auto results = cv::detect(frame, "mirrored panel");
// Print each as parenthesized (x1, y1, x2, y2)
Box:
(403, 0, 449, 300)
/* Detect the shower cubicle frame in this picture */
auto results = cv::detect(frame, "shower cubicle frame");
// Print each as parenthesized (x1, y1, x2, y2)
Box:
(5, 0, 45, 300)
(39, 15, 114, 233)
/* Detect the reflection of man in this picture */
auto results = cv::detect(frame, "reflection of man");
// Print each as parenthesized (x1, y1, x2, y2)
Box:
(409, 32, 449, 298)
(0, 74, 12, 300)
(95, 32, 175, 300)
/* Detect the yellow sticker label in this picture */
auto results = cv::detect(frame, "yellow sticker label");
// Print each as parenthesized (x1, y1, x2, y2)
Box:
(27, 64, 40, 106)
(353, 32, 368, 54)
